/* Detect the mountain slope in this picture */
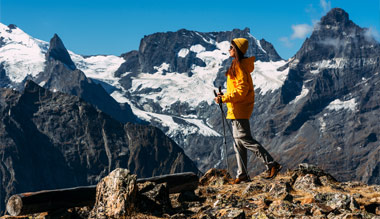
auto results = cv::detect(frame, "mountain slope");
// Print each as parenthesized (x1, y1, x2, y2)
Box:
(0, 80, 200, 214)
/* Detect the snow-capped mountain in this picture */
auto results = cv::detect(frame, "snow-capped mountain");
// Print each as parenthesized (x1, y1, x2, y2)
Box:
(108, 28, 286, 171)
(0, 23, 137, 124)
(0, 24, 47, 87)
(0, 23, 125, 87)
(1, 7, 379, 185)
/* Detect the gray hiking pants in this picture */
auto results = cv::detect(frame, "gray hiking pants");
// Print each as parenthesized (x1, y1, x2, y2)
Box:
(231, 119, 275, 179)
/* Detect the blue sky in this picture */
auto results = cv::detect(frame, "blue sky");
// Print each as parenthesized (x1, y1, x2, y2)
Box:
(1, 0, 379, 59)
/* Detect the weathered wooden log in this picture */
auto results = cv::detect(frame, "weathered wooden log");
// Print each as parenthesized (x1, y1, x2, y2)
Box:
(137, 171, 199, 194)
(6, 186, 96, 216)
(6, 172, 199, 216)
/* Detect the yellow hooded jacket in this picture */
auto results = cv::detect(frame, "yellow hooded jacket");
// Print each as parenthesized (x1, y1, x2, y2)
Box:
(221, 56, 255, 119)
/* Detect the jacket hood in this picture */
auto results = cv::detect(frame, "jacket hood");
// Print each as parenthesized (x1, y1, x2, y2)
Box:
(241, 56, 255, 73)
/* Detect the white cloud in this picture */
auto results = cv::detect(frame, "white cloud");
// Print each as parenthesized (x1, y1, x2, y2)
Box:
(318, 38, 344, 48)
(291, 24, 313, 39)
(320, 0, 331, 13)
(364, 27, 380, 42)
(280, 0, 329, 48)
(280, 24, 313, 48)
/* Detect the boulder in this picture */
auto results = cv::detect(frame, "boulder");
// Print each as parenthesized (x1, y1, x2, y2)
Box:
(243, 182, 266, 195)
(199, 169, 232, 186)
(89, 168, 137, 218)
(314, 193, 352, 210)
(293, 173, 322, 191)
(268, 181, 292, 199)
(138, 182, 172, 214)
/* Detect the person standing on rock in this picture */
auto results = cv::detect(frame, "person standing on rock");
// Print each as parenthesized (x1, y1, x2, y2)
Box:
(214, 38, 282, 184)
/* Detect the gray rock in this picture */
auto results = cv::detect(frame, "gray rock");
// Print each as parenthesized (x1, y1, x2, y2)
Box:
(243, 182, 265, 195)
(371, 185, 380, 192)
(294, 164, 335, 180)
(269, 181, 292, 198)
(178, 190, 199, 202)
(315, 193, 351, 210)
(139, 182, 172, 213)
(251, 211, 274, 219)
(349, 196, 360, 212)
(267, 200, 295, 217)
(311, 203, 334, 216)
(219, 208, 245, 219)
(89, 168, 137, 218)
(170, 213, 187, 219)
(294, 173, 322, 191)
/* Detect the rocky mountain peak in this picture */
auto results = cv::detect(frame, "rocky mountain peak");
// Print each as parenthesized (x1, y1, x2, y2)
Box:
(7, 24, 17, 30)
(259, 38, 282, 61)
(46, 34, 76, 70)
(231, 27, 250, 35)
(294, 7, 379, 61)
(320, 8, 352, 27)
(133, 28, 282, 74)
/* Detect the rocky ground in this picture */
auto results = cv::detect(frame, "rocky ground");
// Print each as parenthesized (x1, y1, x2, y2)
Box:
(2, 163, 380, 218)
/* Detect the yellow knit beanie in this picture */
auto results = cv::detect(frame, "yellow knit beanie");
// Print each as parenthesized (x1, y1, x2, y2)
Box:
(232, 38, 249, 54)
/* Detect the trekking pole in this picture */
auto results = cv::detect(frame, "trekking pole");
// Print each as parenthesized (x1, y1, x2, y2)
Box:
(215, 86, 251, 182)
(214, 88, 229, 173)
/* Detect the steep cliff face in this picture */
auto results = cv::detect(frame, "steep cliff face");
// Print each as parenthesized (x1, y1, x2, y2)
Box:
(0, 81, 200, 214)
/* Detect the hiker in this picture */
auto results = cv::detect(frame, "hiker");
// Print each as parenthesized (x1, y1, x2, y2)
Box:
(214, 38, 282, 184)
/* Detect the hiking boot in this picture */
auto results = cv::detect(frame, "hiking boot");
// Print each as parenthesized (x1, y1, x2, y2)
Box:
(264, 162, 282, 179)
(231, 176, 250, 184)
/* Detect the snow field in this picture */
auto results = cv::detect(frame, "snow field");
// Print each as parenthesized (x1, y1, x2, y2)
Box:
(0, 23, 47, 82)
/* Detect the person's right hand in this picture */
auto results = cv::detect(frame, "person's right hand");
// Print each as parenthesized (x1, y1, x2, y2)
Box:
(214, 94, 223, 104)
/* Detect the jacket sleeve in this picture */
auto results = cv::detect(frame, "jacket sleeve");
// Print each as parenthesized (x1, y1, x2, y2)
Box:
(222, 66, 249, 103)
